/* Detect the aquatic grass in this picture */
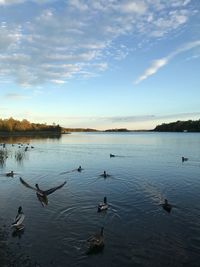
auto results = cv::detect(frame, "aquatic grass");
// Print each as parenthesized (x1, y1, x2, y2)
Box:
(0, 149, 8, 167)
(15, 150, 25, 164)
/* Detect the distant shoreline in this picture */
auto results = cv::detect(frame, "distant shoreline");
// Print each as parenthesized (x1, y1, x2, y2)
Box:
(0, 131, 63, 137)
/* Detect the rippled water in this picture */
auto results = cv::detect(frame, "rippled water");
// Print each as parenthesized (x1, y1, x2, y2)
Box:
(0, 132, 200, 267)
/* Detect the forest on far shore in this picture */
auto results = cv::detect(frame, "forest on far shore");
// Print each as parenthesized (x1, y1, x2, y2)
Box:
(154, 119, 200, 132)
(0, 118, 61, 133)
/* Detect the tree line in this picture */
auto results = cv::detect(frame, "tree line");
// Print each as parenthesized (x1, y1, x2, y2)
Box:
(154, 119, 200, 132)
(0, 118, 61, 133)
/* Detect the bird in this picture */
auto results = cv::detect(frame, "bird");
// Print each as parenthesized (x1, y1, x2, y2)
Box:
(11, 206, 25, 231)
(182, 157, 188, 162)
(87, 227, 104, 253)
(77, 166, 83, 172)
(6, 171, 14, 177)
(19, 177, 67, 207)
(110, 154, 115, 157)
(98, 197, 108, 212)
(162, 199, 172, 213)
(100, 171, 109, 178)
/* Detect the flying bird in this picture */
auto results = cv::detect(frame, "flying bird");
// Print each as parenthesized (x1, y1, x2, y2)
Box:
(19, 177, 66, 207)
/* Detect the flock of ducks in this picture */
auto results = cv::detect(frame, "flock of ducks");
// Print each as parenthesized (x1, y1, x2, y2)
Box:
(10, 174, 106, 253)
(7, 157, 109, 253)
(6, 147, 189, 254)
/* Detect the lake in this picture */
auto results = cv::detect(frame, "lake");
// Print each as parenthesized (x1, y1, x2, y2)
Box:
(0, 132, 200, 267)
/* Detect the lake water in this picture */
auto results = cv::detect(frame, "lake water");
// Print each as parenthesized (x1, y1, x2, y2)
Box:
(0, 132, 200, 267)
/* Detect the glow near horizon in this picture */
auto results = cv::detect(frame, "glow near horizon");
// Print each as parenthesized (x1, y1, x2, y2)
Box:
(0, 0, 200, 130)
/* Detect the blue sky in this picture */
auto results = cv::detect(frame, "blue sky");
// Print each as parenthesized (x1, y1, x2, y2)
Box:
(0, 0, 200, 130)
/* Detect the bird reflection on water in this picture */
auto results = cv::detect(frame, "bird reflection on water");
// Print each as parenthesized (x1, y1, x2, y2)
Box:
(12, 228, 25, 239)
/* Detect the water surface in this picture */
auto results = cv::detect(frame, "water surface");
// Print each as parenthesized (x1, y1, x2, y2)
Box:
(0, 132, 200, 267)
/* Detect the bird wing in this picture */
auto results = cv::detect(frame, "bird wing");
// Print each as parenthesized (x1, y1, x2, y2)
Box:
(19, 177, 37, 191)
(44, 181, 67, 196)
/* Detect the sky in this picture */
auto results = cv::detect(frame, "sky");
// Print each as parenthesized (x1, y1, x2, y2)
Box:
(0, 0, 200, 130)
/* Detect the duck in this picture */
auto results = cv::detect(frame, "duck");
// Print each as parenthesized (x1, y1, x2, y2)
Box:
(100, 171, 109, 178)
(11, 206, 25, 231)
(182, 156, 188, 162)
(6, 171, 14, 177)
(77, 166, 83, 172)
(110, 154, 115, 157)
(98, 197, 108, 212)
(19, 177, 67, 207)
(87, 227, 104, 252)
(162, 199, 172, 213)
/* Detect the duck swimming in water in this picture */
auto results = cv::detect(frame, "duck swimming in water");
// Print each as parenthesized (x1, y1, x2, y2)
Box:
(182, 157, 188, 162)
(6, 171, 14, 177)
(19, 177, 67, 207)
(162, 199, 172, 213)
(98, 197, 108, 212)
(87, 227, 104, 253)
(11, 206, 25, 231)
(100, 171, 110, 178)
(110, 154, 115, 158)
(77, 166, 83, 172)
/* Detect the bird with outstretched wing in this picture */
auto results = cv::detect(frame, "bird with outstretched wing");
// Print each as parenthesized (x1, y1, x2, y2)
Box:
(19, 177, 67, 206)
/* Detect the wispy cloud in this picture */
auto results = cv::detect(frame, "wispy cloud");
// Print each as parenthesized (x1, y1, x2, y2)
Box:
(135, 58, 168, 84)
(51, 79, 65, 84)
(135, 40, 200, 84)
(0, 0, 24, 5)
(0, 0, 197, 86)
(4, 93, 29, 100)
(0, 0, 54, 5)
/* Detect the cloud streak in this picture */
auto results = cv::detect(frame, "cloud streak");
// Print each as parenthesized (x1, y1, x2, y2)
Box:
(4, 93, 29, 100)
(135, 40, 200, 84)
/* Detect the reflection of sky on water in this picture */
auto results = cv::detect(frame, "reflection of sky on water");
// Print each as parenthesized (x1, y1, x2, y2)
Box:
(0, 135, 61, 168)
(0, 132, 200, 267)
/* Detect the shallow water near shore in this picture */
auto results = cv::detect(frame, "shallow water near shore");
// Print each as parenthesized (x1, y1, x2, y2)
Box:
(0, 132, 200, 267)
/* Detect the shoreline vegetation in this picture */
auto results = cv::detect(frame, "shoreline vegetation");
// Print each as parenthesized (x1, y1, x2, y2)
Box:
(0, 118, 200, 136)
(0, 118, 62, 137)
(154, 119, 200, 132)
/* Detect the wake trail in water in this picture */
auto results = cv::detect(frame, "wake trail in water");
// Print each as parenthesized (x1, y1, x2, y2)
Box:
(59, 169, 78, 175)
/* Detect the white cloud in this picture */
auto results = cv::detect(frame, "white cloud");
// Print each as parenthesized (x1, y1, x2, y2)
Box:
(0, 25, 21, 50)
(0, 0, 24, 5)
(135, 40, 200, 84)
(0, 0, 197, 86)
(135, 57, 168, 84)
(68, 0, 89, 11)
(51, 79, 65, 84)
(120, 1, 147, 14)
(0, 0, 54, 5)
